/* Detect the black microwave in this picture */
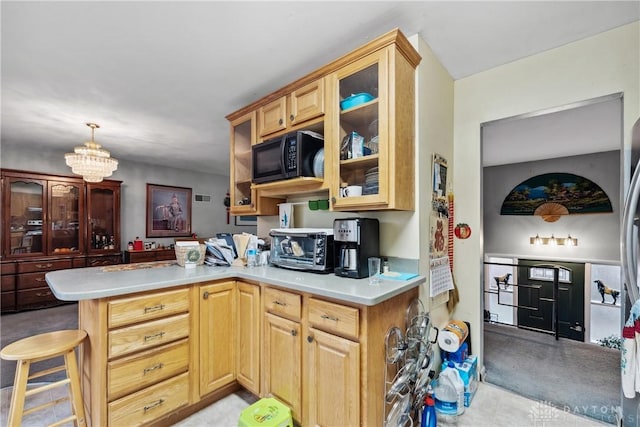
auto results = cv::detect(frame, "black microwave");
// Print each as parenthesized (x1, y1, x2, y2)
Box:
(252, 130, 324, 184)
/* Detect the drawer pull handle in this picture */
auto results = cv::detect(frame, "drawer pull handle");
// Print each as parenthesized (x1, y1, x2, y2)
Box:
(273, 300, 287, 307)
(143, 399, 165, 413)
(35, 263, 53, 269)
(36, 277, 45, 282)
(144, 304, 165, 313)
(321, 314, 339, 322)
(143, 363, 164, 375)
(35, 291, 52, 297)
(144, 332, 165, 341)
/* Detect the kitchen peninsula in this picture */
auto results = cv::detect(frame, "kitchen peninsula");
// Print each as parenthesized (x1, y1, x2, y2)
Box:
(46, 262, 424, 426)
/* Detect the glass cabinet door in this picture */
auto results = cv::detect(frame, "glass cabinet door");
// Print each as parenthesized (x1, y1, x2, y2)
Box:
(87, 183, 120, 253)
(49, 181, 83, 254)
(332, 49, 388, 209)
(230, 111, 258, 214)
(7, 178, 46, 256)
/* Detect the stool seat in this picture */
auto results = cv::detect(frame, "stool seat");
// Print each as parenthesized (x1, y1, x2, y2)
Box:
(1, 330, 87, 361)
(1, 329, 87, 427)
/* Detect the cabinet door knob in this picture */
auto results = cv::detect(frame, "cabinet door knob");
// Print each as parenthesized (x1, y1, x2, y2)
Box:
(291, 330, 297, 336)
(307, 335, 314, 343)
(290, 114, 294, 122)
(331, 197, 336, 204)
(278, 118, 283, 125)
(203, 291, 210, 300)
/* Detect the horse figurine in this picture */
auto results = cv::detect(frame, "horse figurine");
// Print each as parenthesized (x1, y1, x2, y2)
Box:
(494, 273, 512, 290)
(595, 280, 620, 305)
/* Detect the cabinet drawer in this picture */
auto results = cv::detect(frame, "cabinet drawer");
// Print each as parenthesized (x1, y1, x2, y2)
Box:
(155, 250, 176, 261)
(16, 272, 48, 290)
(108, 313, 189, 359)
(264, 287, 301, 321)
(18, 259, 73, 273)
(1, 262, 17, 275)
(16, 287, 59, 309)
(86, 255, 121, 267)
(1, 274, 15, 292)
(308, 298, 359, 340)
(108, 288, 189, 328)
(126, 251, 157, 263)
(108, 372, 189, 427)
(108, 339, 189, 401)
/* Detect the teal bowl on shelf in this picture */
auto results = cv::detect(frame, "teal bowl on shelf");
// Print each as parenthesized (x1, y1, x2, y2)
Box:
(340, 93, 374, 110)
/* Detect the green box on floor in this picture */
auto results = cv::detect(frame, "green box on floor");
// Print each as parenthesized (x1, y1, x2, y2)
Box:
(238, 397, 293, 427)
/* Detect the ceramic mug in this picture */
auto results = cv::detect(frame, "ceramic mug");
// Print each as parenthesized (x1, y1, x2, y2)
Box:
(341, 185, 363, 197)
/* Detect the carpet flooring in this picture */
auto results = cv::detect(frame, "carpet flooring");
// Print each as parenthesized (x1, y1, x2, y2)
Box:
(0, 304, 78, 388)
(484, 322, 620, 424)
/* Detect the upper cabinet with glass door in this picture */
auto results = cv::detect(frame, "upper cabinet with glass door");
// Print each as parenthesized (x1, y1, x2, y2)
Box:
(226, 29, 420, 214)
(48, 179, 84, 255)
(86, 181, 121, 256)
(328, 33, 420, 211)
(4, 176, 47, 257)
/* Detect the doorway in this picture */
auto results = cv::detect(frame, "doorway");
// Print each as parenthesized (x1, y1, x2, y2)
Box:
(516, 260, 585, 341)
(481, 93, 623, 424)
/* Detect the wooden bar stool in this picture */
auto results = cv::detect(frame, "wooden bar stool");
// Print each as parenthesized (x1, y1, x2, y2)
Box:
(1, 330, 87, 427)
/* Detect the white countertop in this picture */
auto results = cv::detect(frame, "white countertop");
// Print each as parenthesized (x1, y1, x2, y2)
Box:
(46, 263, 424, 306)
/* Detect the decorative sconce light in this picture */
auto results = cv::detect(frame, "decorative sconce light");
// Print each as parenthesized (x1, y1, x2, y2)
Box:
(529, 234, 578, 246)
(65, 123, 118, 183)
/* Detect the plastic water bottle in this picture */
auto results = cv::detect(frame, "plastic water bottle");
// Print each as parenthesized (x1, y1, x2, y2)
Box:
(246, 241, 257, 268)
(434, 362, 465, 417)
(420, 394, 437, 427)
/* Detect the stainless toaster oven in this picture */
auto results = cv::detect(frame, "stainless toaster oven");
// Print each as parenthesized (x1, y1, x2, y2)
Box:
(269, 228, 334, 272)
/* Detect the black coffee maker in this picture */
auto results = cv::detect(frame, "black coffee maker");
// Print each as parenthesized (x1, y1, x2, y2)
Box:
(333, 218, 380, 279)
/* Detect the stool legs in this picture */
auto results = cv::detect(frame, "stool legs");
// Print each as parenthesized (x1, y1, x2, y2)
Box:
(64, 348, 86, 426)
(5, 350, 86, 427)
(7, 359, 30, 427)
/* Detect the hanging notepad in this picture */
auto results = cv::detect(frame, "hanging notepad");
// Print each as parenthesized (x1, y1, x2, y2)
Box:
(430, 256, 454, 297)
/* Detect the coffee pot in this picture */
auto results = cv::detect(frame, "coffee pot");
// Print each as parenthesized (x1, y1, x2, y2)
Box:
(333, 218, 379, 279)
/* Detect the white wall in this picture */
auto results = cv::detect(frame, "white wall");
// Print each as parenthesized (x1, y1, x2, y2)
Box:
(410, 34, 455, 329)
(453, 22, 640, 365)
(1, 145, 253, 248)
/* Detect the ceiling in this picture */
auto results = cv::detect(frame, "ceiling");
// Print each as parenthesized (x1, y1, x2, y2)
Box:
(2, 1, 638, 176)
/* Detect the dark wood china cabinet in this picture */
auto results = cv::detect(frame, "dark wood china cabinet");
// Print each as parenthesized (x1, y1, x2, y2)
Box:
(1, 169, 122, 313)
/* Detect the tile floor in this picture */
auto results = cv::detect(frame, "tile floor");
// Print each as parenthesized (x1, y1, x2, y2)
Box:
(1, 381, 609, 426)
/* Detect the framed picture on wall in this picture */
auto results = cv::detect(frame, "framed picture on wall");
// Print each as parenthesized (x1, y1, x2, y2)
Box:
(146, 184, 192, 237)
(234, 215, 257, 226)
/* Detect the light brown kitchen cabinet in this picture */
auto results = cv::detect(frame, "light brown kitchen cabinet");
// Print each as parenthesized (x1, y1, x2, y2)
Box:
(258, 79, 325, 138)
(229, 111, 282, 216)
(79, 286, 191, 426)
(328, 37, 419, 211)
(263, 287, 302, 420)
(306, 327, 360, 426)
(227, 29, 419, 212)
(261, 286, 418, 426)
(74, 275, 419, 426)
(199, 281, 236, 396)
(1, 169, 121, 312)
(236, 281, 261, 395)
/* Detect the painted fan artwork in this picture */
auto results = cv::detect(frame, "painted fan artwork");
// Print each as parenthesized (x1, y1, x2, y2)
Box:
(500, 173, 613, 222)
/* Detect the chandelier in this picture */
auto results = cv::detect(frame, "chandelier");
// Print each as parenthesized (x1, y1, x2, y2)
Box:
(65, 123, 118, 183)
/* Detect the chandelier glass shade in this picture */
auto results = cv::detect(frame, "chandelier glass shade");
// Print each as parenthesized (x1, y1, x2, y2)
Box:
(65, 123, 118, 183)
